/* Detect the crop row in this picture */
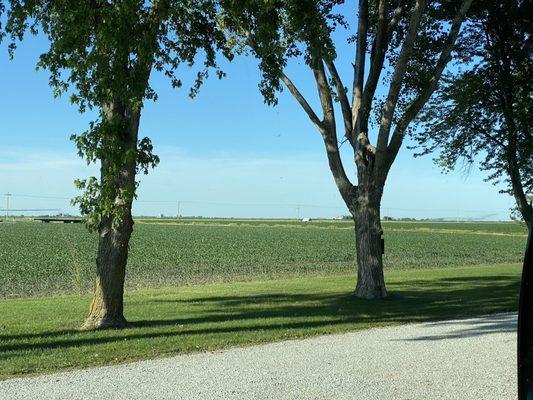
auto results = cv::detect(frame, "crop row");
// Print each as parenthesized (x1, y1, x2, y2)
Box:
(0, 221, 526, 297)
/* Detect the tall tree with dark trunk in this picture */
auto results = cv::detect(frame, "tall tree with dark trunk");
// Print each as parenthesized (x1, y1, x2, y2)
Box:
(408, 3, 531, 394)
(220, 0, 473, 298)
(412, 0, 532, 234)
(4, 0, 228, 328)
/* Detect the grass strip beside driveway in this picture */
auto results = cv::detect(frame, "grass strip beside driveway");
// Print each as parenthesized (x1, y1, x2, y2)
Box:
(0, 264, 520, 379)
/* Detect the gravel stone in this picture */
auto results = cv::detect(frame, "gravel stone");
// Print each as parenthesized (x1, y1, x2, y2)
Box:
(0, 312, 517, 400)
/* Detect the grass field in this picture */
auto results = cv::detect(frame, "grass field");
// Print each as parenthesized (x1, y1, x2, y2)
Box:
(0, 219, 527, 297)
(0, 265, 521, 379)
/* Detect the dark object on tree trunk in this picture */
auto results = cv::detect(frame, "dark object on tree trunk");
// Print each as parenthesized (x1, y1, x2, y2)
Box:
(518, 229, 533, 400)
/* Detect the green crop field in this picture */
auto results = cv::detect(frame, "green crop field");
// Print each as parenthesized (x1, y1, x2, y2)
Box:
(0, 219, 527, 298)
(0, 218, 527, 379)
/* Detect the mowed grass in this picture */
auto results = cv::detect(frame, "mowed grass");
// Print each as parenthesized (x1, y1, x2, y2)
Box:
(0, 264, 521, 379)
(0, 219, 527, 297)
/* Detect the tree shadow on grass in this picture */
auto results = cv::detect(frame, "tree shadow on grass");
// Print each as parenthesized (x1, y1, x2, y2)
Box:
(0, 274, 519, 353)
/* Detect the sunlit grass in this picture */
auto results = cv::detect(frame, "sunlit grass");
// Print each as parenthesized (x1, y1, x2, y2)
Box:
(0, 264, 520, 379)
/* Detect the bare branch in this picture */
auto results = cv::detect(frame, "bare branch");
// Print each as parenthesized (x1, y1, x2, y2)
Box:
(281, 73, 324, 131)
(312, 59, 357, 205)
(351, 0, 368, 131)
(383, 0, 474, 173)
(364, 0, 387, 94)
(312, 60, 335, 127)
(325, 59, 353, 146)
(359, 0, 407, 135)
(375, 0, 428, 157)
(245, 31, 324, 132)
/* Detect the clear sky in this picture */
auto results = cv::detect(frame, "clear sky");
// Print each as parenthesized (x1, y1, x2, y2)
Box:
(0, 11, 516, 220)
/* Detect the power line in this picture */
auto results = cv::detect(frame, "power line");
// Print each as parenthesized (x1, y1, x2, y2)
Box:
(8, 193, 71, 200)
(0, 209, 61, 212)
(1, 192, 511, 215)
(4, 193, 11, 219)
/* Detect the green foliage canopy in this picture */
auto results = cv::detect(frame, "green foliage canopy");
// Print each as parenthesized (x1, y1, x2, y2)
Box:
(219, 0, 470, 127)
(2, 0, 230, 229)
(412, 0, 532, 224)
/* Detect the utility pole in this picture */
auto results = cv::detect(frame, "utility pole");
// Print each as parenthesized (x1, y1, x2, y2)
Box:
(177, 201, 181, 219)
(4, 193, 11, 220)
(296, 205, 300, 220)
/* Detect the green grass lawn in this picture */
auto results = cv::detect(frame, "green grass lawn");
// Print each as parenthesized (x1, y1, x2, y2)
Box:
(0, 264, 521, 380)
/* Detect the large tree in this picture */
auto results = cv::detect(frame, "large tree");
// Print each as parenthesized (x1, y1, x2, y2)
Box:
(3, 0, 228, 328)
(220, 0, 473, 298)
(407, 2, 531, 394)
(412, 0, 532, 233)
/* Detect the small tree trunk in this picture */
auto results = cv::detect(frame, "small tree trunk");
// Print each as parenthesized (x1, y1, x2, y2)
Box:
(82, 103, 139, 330)
(353, 189, 387, 299)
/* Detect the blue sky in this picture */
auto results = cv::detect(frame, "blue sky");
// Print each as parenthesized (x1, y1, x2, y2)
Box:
(0, 14, 516, 220)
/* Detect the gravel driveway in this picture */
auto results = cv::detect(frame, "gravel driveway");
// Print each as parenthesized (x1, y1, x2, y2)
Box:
(0, 312, 517, 400)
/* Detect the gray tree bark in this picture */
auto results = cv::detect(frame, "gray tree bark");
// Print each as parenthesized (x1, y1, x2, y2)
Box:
(82, 212, 132, 329)
(82, 103, 140, 330)
(352, 186, 387, 299)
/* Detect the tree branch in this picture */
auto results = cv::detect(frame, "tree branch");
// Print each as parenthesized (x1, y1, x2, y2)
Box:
(281, 73, 324, 131)
(383, 0, 474, 174)
(375, 0, 428, 158)
(312, 59, 335, 128)
(359, 0, 407, 136)
(131, 0, 166, 94)
(325, 59, 353, 146)
(509, 148, 533, 226)
(245, 29, 358, 206)
(244, 31, 324, 132)
(351, 0, 368, 132)
(387, 0, 407, 32)
(478, 129, 507, 149)
(312, 59, 356, 206)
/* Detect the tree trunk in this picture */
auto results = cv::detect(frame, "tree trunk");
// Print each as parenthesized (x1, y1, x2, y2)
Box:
(517, 225, 533, 399)
(352, 188, 387, 299)
(82, 104, 139, 330)
(82, 213, 133, 329)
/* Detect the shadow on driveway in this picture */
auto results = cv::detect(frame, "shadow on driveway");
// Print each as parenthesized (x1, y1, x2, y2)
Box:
(397, 312, 517, 341)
